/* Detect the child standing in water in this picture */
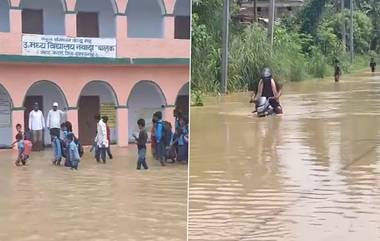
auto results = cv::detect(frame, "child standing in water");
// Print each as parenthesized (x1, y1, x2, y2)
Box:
(133, 119, 148, 170)
(102, 116, 113, 159)
(12, 124, 32, 166)
(67, 132, 80, 170)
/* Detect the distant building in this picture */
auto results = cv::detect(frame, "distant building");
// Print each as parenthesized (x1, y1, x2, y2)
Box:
(235, 0, 304, 24)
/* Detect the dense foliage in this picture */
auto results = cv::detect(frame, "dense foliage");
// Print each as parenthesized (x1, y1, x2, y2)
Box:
(192, 0, 380, 95)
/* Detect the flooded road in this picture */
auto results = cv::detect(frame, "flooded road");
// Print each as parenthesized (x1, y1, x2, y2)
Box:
(0, 147, 187, 241)
(189, 71, 380, 241)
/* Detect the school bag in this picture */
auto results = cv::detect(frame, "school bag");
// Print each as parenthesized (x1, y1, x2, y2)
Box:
(23, 140, 32, 156)
(162, 121, 173, 146)
(75, 138, 84, 158)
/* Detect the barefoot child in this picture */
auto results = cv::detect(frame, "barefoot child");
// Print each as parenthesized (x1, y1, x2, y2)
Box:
(67, 132, 80, 170)
(133, 119, 148, 170)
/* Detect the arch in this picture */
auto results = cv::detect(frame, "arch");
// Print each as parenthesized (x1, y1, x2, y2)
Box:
(0, 83, 13, 147)
(77, 80, 119, 107)
(174, 0, 190, 16)
(126, 0, 164, 38)
(127, 80, 167, 107)
(127, 80, 167, 141)
(23, 80, 69, 145)
(0, 0, 10, 32)
(77, 80, 119, 145)
(20, 0, 66, 35)
(75, 0, 116, 38)
(175, 82, 189, 118)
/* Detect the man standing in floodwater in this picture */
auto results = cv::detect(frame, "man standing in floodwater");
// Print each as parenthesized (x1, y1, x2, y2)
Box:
(370, 58, 376, 73)
(335, 61, 342, 82)
(29, 102, 45, 151)
(95, 115, 108, 164)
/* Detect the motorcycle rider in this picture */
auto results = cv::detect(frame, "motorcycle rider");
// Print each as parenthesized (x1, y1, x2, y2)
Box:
(251, 67, 283, 114)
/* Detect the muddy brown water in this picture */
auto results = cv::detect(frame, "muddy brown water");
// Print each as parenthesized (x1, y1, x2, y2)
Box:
(0, 147, 187, 241)
(189, 72, 380, 241)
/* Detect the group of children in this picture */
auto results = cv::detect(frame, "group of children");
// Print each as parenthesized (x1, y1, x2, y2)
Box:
(12, 121, 82, 170)
(150, 110, 189, 167)
(12, 110, 189, 171)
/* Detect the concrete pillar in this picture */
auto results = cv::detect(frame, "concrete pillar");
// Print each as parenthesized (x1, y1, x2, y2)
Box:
(65, 13, 77, 37)
(164, 16, 175, 39)
(66, 108, 78, 137)
(117, 107, 128, 147)
(9, 8, 22, 33)
(117, 15, 127, 39)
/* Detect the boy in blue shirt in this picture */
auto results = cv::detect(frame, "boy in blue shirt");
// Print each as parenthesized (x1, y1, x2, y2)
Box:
(67, 132, 80, 170)
(154, 111, 165, 166)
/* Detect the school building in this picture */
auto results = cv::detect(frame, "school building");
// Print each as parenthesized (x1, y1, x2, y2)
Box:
(0, 0, 190, 147)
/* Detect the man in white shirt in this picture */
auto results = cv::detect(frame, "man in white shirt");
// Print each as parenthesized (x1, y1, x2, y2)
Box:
(95, 114, 109, 164)
(29, 102, 45, 151)
(46, 102, 65, 140)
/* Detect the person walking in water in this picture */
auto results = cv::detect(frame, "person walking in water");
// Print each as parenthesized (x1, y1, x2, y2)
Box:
(46, 102, 65, 164)
(95, 115, 108, 164)
(370, 58, 376, 73)
(334, 61, 342, 82)
(28, 102, 45, 151)
(133, 119, 149, 170)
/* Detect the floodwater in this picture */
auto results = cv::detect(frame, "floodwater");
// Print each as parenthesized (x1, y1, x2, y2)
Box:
(0, 146, 187, 241)
(189, 71, 380, 241)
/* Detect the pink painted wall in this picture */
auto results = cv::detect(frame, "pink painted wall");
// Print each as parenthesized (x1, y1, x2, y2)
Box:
(0, 63, 189, 146)
(0, 63, 189, 107)
(1, 0, 189, 59)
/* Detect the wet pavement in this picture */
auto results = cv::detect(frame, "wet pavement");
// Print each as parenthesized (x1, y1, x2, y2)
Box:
(0, 146, 187, 241)
(189, 71, 380, 241)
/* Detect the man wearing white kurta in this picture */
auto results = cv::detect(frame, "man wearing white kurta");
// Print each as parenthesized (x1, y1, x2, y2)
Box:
(95, 116, 109, 164)
(46, 102, 65, 139)
(29, 102, 45, 151)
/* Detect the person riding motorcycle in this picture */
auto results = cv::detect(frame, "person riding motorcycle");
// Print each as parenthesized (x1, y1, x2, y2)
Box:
(251, 68, 283, 114)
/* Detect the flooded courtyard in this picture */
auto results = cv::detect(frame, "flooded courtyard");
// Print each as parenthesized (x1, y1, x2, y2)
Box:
(189, 71, 380, 241)
(0, 147, 187, 241)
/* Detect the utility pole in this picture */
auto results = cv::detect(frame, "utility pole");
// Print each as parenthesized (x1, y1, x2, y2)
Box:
(350, 0, 354, 63)
(253, 0, 257, 23)
(268, 0, 275, 50)
(221, 0, 230, 94)
(341, 0, 346, 52)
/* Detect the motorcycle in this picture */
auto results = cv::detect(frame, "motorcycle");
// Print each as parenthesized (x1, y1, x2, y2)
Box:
(251, 97, 282, 117)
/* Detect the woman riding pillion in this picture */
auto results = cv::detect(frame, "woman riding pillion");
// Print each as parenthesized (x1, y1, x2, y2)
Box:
(251, 68, 283, 114)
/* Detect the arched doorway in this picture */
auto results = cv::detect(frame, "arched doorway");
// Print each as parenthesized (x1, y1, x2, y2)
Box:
(78, 81, 118, 145)
(175, 82, 189, 118)
(0, 84, 13, 148)
(126, 0, 164, 38)
(0, 0, 10, 32)
(23, 80, 68, 145)
(127, 80, 167, 142)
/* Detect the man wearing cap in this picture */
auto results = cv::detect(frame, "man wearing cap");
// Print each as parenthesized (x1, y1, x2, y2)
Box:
(46, 102, 66, 158)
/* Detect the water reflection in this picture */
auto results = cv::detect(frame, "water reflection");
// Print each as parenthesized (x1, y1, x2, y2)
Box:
(189, 72, 380, 241)
(0, 147, 187, 241)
